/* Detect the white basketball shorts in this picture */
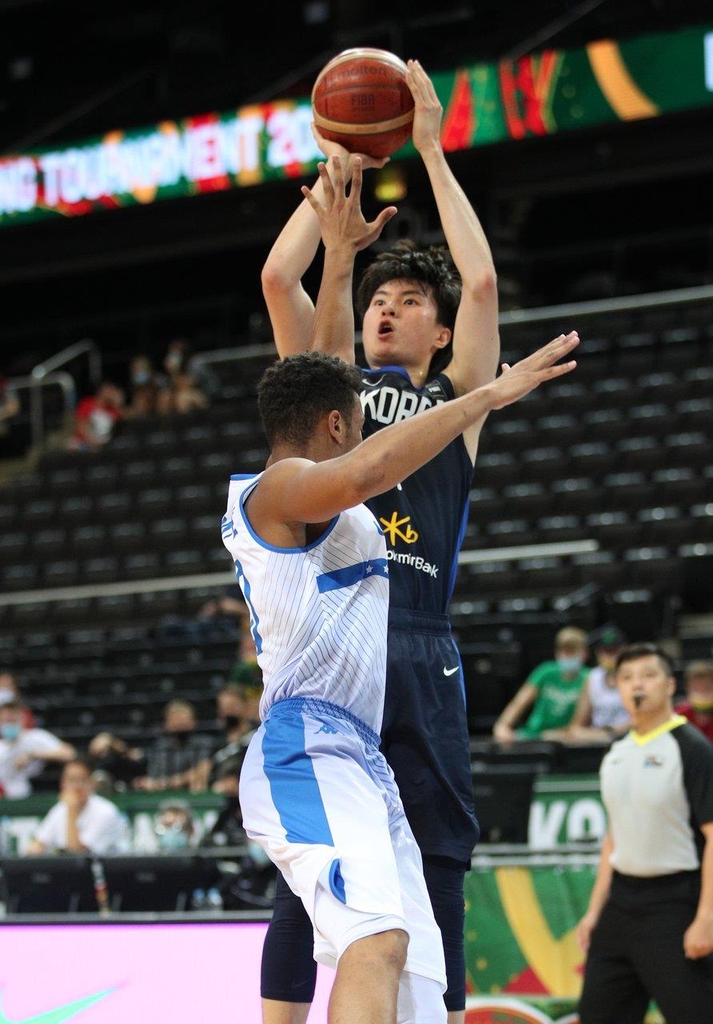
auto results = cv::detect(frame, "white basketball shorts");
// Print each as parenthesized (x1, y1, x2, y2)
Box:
(239, 696, 446, 990)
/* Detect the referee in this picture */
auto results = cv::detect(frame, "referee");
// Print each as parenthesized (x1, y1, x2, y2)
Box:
(577, 642, 713, 1024)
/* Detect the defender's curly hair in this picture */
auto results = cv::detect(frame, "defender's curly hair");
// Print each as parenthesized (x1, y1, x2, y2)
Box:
(257, 351, 362, 450)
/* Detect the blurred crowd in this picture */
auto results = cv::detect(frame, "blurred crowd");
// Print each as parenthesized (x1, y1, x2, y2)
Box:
(66, 337, 221, 453)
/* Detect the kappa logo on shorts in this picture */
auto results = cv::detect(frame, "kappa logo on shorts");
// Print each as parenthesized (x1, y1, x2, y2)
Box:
(316, 724, 339, 735)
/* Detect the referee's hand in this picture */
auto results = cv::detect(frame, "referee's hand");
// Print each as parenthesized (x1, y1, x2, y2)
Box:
(683, 913, 713, 959)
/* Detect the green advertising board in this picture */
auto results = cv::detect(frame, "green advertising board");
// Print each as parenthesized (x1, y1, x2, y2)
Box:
(1, 23, 711, 227)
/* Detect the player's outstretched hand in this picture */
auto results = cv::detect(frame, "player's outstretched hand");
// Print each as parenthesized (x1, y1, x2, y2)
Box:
(406, 59, 443, 155)
(486, 331, 579, 410)
(311, 123, 390, 171)
(302, 155, 397, 255)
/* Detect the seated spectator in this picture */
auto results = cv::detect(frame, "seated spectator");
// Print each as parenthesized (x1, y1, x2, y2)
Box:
(67, 381, 125, 451)
(132, 699, 215, 794)
(0, 669, 36, 728)
(675, 659, 713, 742)
(0, 372, 20, 443)
(209, 683, 260, 798)
(565, 624, 631, 744)
(156, 338, 212, 416)
(158, 586, 247, 643)
(197, 584, 247, 624)
(154, 798, 197, 852)
(157, 370, 210, 416)
(26, 758, 130, 856)
(162, 337, 221, 400)
(0, 698, 76, 798)
(123, 353, 168, 419)
(492, 626, 590, 743)
(201, 680, 261, 850)
(87, 731, 148, 791)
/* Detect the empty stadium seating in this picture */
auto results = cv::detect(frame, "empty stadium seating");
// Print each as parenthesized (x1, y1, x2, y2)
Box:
(0, 296, 710, 754)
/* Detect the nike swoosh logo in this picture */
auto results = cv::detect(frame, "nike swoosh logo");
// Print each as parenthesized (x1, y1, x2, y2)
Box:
(0, 988, 115, 1023)
(443, 666, 459, 676)
(362, 376, 385, 387)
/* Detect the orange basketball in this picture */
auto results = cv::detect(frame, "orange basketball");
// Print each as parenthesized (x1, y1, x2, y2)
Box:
(311, 48, 414, 159)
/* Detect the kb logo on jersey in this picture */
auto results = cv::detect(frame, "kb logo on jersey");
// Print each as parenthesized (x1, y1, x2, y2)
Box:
(380, 511, 419, 545)
(379, 511, 439, 578)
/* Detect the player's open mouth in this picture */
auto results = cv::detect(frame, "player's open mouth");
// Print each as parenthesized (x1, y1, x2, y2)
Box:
(378, 322, 393, 337)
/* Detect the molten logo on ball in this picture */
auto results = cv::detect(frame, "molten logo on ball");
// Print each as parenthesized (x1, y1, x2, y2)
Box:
(312, 48, 415, 159)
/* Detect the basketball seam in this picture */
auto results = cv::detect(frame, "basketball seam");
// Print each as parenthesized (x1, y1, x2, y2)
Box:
(312, 110, 414, 135)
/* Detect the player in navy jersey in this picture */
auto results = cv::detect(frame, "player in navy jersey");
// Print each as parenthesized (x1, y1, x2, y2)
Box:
(258, 61, 504, 1024)
(230, 343, 578, 1024)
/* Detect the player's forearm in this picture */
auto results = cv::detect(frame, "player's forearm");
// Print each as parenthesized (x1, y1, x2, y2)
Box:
(261, 174, 326, 358)
(419, 143, 495, 283)
(312, 244, 357, 363)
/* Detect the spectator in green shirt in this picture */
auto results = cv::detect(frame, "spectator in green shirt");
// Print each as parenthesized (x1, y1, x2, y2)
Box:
(493, 626, 590, 742)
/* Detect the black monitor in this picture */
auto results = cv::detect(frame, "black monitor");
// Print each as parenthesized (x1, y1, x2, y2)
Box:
(101, 854, 222, 912)
(471, 764, 538, 844)
(0, 855, 97, 913)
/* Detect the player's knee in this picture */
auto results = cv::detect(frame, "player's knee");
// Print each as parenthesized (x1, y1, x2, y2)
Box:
(348, 927, 409, 977)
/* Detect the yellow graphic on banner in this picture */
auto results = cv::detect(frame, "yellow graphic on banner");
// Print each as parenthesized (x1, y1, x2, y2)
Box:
(586, 41, 659, 120)
(495, 867, 584, 997)
(380, 512, 419, 546)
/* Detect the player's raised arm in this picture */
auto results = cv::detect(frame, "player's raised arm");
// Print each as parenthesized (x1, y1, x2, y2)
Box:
(407, 59, 500, 395)
(261, 136, 388, 359)
(247, 333, 578, 538)
(307, 157, 397, 363)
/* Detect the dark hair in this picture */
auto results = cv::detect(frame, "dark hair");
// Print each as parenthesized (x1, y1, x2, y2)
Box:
(355, 239, 462, 377)
(257, 352, 362, 449)
(63, 757, 94, 776)
(615, 642, 674, 676)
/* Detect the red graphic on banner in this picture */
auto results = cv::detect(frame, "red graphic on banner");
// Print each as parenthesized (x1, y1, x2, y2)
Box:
(499, 51, 559, 139)
(442, 70, 476, 151)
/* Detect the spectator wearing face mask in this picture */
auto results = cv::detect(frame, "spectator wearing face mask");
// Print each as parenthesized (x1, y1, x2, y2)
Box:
(155, 337, 219, 416)
(493, 626, 590, 743)
(124, 353, 168, 419)
(154, 799, 196, 852)
(0, 670, 35, 729)
(564, 624, 631, 745)
(132, 700, 216, 794)
(0, 697, 76, 798)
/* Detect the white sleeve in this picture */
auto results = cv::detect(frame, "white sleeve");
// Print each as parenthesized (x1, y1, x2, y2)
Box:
(33, 803, 65, 850)
(82, 801, 130, 856)
(25, 729, 66, 756)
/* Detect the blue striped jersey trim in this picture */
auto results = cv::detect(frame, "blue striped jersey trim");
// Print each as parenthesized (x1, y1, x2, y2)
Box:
(317, 558, 388, 593)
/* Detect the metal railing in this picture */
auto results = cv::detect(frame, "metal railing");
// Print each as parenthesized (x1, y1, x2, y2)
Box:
(29, 338, 102, 450)
(6, 370, 77, 452)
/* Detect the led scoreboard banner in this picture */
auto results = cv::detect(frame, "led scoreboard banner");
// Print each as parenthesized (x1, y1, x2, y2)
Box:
(1, 23, 711, 228)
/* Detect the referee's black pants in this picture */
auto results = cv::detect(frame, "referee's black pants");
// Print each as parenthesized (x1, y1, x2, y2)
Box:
(578, 871, 713, 1024)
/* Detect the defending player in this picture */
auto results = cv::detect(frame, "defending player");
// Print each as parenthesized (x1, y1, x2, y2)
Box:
(224, 338, 578, 1024)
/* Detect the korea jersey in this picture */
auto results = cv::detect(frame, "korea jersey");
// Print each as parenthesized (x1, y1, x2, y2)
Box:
(222, 474, 390, 734)
(360, 366, 474, 614)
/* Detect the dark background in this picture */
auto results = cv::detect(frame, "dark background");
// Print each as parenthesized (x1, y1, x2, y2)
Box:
(1, 0, 712, 380)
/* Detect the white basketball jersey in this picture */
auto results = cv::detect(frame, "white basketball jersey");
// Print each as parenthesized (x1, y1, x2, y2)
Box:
(222, 473, 390, 734)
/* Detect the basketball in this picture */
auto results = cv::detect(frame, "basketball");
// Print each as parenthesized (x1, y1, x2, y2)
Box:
(311, 48, 414, 159)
